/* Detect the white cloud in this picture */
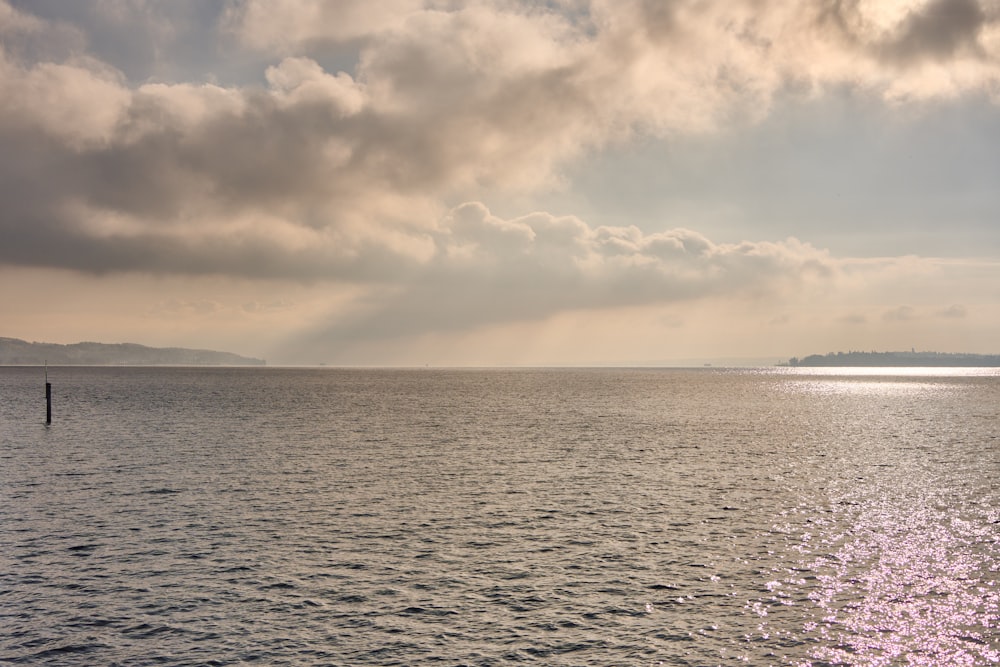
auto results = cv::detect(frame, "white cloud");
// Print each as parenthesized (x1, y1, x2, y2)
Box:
(0, 50, 129, 147)
(223, 0, 425, 53)
(270, 202, 841, 358)
(264, 56, 364, 114)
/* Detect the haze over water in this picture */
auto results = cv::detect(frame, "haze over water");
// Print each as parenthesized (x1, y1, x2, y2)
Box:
(2, 366, 998, 665)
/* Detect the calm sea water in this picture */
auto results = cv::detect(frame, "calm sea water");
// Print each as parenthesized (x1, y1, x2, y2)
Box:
(1, 366, 998, 666)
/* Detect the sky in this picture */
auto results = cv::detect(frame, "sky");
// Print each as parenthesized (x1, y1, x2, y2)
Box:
(1, 0, 999, 366)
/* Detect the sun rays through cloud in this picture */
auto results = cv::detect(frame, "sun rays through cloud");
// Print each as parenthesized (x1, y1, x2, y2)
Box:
(2, 0, 999, 363)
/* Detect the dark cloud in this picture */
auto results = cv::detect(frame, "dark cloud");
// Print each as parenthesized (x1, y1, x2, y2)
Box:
(883, 0, 986, 64)
(818, 0, 990, 67)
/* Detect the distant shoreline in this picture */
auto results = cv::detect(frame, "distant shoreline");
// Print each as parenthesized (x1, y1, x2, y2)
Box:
(0, 337, 265, 366)
(783, 351, 1000, 367)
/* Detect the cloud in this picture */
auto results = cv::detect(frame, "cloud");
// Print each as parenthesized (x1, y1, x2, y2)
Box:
(883, 305, 918, 321)
(151, 298, 226, 316)
(280, 202, 838, 356)
(241, 299, 296, 313)
(4, 1, 1000, 283)
(938, 303, 968, 318)
(873, 0, 987, 65)
(223, 0, 425, 53)
(2, 0, 1000, 360)
(840, 313, 869, 325)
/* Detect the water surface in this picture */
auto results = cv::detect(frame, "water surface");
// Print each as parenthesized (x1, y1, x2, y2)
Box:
(2, 367, 998, 665)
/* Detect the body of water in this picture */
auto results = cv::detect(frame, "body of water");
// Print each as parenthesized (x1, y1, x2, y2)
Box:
(2, 366, 998, 665)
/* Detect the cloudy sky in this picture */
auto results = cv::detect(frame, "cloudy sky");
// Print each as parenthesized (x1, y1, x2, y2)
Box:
(2, 0, 999, 365)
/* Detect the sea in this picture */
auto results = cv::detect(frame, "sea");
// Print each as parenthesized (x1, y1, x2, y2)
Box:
(1, 366, 998, 666)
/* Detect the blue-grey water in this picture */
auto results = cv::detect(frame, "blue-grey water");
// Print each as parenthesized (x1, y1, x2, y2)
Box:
(1, 366, 998, 666)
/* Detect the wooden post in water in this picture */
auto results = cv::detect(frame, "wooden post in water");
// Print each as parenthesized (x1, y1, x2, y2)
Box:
(45, 363, 51, 425)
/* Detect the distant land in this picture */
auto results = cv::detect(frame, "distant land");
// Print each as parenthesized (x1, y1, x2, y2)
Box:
(0, 337, 265, 366)
(784, 351, 1000, 367)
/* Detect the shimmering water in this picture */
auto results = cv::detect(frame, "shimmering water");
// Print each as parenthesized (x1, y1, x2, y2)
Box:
(1, 366, 998, 666)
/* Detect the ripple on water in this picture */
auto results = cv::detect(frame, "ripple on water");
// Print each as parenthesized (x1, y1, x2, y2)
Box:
(1, 367, 998, 665)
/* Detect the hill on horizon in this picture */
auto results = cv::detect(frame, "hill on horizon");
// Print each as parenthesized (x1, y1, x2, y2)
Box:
(0, 337, 265, 366)
(785, 350, 1000, 367)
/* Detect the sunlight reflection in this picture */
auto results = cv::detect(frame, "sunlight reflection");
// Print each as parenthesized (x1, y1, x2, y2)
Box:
(790, 379, 947, 397)
(783, 367, 1000, 378)
(773, 366, 996, 397)
(754, 366, 1000, 665)
(804, 503, 1000, 665)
